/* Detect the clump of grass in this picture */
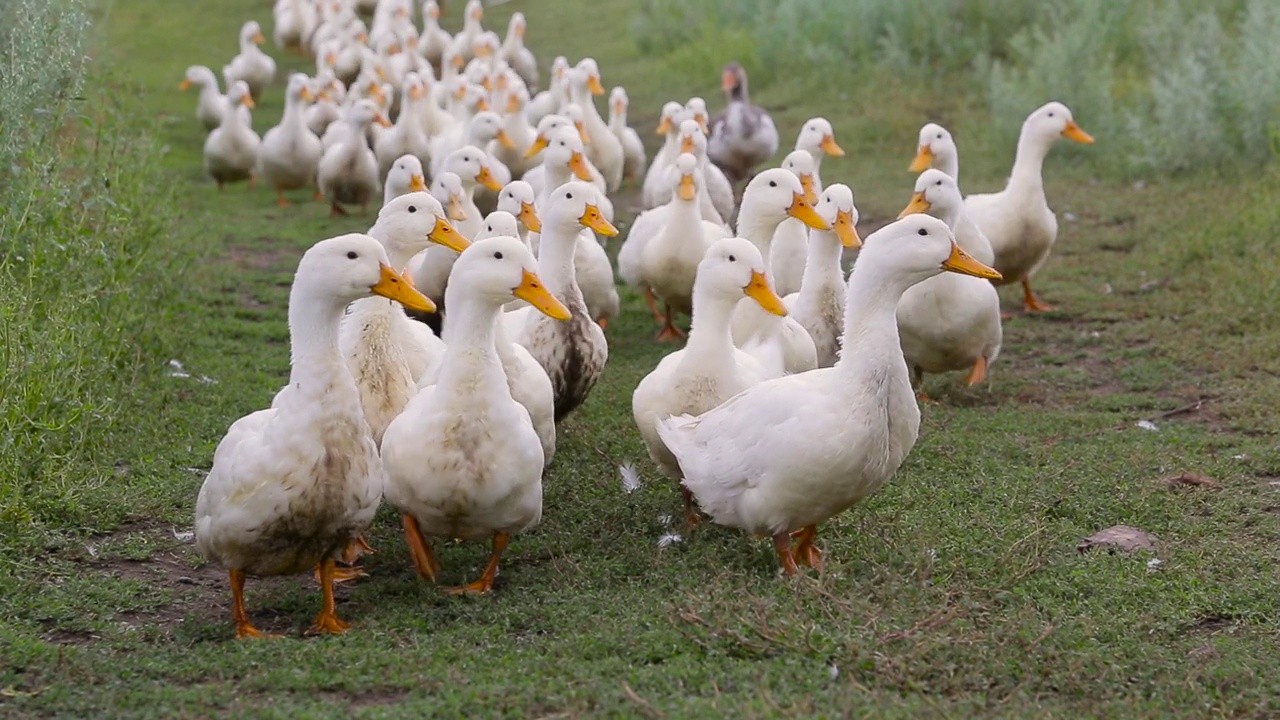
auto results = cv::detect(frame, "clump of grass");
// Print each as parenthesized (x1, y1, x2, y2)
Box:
(0, 0, 180, 541)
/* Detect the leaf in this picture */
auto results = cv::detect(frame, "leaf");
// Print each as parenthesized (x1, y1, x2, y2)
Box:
(1078, 525, 1157, 554)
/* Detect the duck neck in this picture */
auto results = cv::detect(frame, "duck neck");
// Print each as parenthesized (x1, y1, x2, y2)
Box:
(728, 82, 748, 104)
(282, 92, 307, 131)
(285, 289, 351, 397)
(835, 258, 914, 376)
(681, 284, 738, 366)
(1008, 129, 1051, 193)
(735, 207, 784, 273)
(799, 229, 845, 300)
(437, 289, 506, 390)
(937, 149, 960, 184)
(199, 80, 222, 105)
(538, 223, 578, 295)
(608, 107, 626, 132)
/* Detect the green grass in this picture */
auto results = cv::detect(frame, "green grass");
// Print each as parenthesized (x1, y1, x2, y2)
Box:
(2, 0, 1280, 716)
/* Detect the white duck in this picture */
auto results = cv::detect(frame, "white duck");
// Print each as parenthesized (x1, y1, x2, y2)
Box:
(223, 21, 276, 101)
(500, 12, 537, 89)
(203, 81, 260, 190)
(640, 153, 731, 341)
(504, 182, 616, 421)
(496, 180, 542, 250)
(318, 100, 390, 215)
(793, 117, 844, 189)
(633, 237, 783, 525)
(417, 2, 451, 74)
(195, 233, 433, 638)
(305, 72, 345, 137)
(444, 0, 486, 66)
(783, 184, 859, 368)
(272, 0, 316, 55)
(768, 150, 822, 297)
(410, 147, 502, 306)
(707, 61, 778, 184)
(383, 154, 429, 204)
(897, 169, 1003, 390)
(489, 85, 539, 180)
(909, 122, 959, 180)
(259, 73, 323, 207)
(964, 101, 1093, 312)
(567, 60, 624, 192)
(609, 87, 646, 184)
(527, 56, 569, 125)
(657, 215, 1001, 575)
(179, 65, 227, 131)
(641, 101, 687, 208)
(374, 72, 432, 181)
(382, 236, 568, 593)
(647, 120, 729, 226)
(729, 169, 827, 376)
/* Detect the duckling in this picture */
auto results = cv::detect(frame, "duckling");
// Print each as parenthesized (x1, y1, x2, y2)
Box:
(634, 237, 784, 526)
(708, 62, 778, 184)
(609, 87, 646, 184)
(783, 184, 860, 368)
(897, 169, 1002, 390)
(657, 216, 1001, 576)
(196, 233, 433, 638)
(179, 65, 227, 131)
(318, 100, 391, 216)
(260, 73, 324, 207)
(203, 81, 261, 190)
(909, 122, 959, 181)
(382, 236, 568, 593)
(223, 21, 276, 101)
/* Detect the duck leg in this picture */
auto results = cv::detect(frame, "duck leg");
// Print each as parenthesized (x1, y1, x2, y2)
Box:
(230, 568, 279, 639)
(340, 535, 376, 565)
(789, 525, 822, 571)
(641, 286, 664, 324)
(654, 304, 686, 342)
(446, 532, 509, 595)
(305, 559, 352, 635)
(771, 533, 800, 577)
(314, 562, 368, 585)
(312, 188, 325, 202)
(247, 174, 257, 190)
(1022, 280, 1055, 312)
(679, 486, 701, 529)
(275, 187, 290, 207)
(964, 356, 988, 385)
(401, 512, 442, 582)
(330, 201, 348, 217)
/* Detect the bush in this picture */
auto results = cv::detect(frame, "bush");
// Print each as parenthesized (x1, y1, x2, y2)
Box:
(0, 0, 179, 536)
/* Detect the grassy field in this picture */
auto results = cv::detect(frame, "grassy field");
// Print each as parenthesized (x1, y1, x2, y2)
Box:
(2, 0, 1279, 716)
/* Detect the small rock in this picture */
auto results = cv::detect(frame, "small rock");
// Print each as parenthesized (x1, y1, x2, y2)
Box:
(176, 576, 197, 585)
(1078, 525, 1157, 554)
(1146, 558, 1162, 570)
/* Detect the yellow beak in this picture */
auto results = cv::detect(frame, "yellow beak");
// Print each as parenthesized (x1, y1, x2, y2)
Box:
(513, 269, 571, 320)
(520, 201, 542, 232)
(371, 263, 436, 312)
(428, 216, 471, 253)
(475, 97, 490, 112)
(524, 135, 549, 158)
(695, 114, 709, 135)
(1061, 120, 1095, 144)
(568, 151, 593, 181)
(578, 203, 618, 236)
(475, 165, 503, 191)
(505, 94, 521, 113)
(655, 116, 673, 135)
(680, 135, 695, 154)
(178, 79, 192, 91)
(612, 100, 625, 116)
(375, 113, 393, 128)
(587, 74, 605, 96)
(447, 195, 468, 221)
(495, 129, 517, 149)
(480, 76, 493, 91)
(299, 86, 315, 102)
(909, 145, 933, 172)
(241, 95, 256, 109)
(252, 32, 266, 44)
(819, 134, 845, 157)
(743, 271, 787, 316)
(575, 121, 590, 144)
(898, 191, 931, 219)
(941, 242, 1002, 280)
(834, 210, 861, 248)
(408, 84, 425, 100)
(787, 191, 828, 230)
(408, 174, 427, 192)
(799, 174, 818, 205)
(677, 174, 697, 201)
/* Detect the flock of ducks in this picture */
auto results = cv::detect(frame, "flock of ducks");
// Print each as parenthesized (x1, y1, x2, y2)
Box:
(186, 0, 1093, 638)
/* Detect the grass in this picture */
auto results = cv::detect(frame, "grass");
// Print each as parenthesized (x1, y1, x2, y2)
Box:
(1, 0, 1279, 716)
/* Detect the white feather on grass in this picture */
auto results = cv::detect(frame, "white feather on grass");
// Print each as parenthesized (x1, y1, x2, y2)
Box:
(619, 463, 641, 494)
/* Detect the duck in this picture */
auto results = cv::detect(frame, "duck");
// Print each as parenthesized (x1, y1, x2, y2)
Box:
(374, 72, 432, 181)
(527, 56, 569, 125)
(222, 21, 276, 102)
(567, 60, 624, 192)
(504, 182, 616, 421)
(417, 1, 452, 75)
(203, 81, 261, 190)
(179, 66, 227, 131)
(768, 149, 822, 297)
(305, 72, 345, 137)
(609, 87, 646, 185)
(495, 180, 542, 251)
(410, 147, 501, 306)
(645, 119, 727, 226)
(729, 169, 827, 376)
(383, 154, 429, 204)
(633, 237, 783, 526)
(783, 184, 860, 368)
(657, 215, 1002, 575)
(708, 62, 778, 184)
(522, 117, 610, 211)
(489, 85, 539, 180)
(382, 236, 568, 593)
(272, 0, 316, 55)
(195, 233, 434, 638)
(259, 73, 324, 207)
(909, 122, 959, 181)
(964, 101, 1093, 312)
(318, 100, 390, 216)
(897, 169, 1003, 391)
(793, 117, 844, 189)
(500, 12, 537, 89)
(641, 101, 687, 208)
(445, 0, 486, 66)
(640, 153, 731, 341)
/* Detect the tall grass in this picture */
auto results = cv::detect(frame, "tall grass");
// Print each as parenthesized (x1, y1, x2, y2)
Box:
(0, 0, 180, 539)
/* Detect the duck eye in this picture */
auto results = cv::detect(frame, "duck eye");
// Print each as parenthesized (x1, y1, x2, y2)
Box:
(768, 180, 777, 188)
(1047, 112, 1055, 117)
(347, 251, 359, 259)
(917, 228, 928, 236)
(727, 254, 736, 262)
(936, 133, 943, 139)
(493, 251, 503, 259)
(565, 192, 573, 199)
(936, 181, 942, 186)
(408, 205, 417, 213)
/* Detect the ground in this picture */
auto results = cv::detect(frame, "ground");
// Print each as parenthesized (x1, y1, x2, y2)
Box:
(1, 0, 1279, 717)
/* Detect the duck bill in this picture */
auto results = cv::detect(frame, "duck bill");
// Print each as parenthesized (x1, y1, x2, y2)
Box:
(475, 165, 503, 191)
(513, 269, 571, 320)
(475, 97, 491, 112)
(568, 151, 593, 181)
(375, 113, 392, 128)
(505, 94, 521, 113)
(898, 191, 931, 218)
(299, 86, 315, 102)
(743, 271, 787, 316)
(495, 129, 517, 149)
(178, 79, 192, 91)
(819, 134, 845, 157)
(408, 84, 425, 100)
(480, 76, 493, 91)
(677, 174, 697, 201)
(835, 210, 861, 248)
(579, 204, 618, 236)
(941, 243, 1002, 280)
(524, 134, 548, 158)
(655, 116, 673, 135)
(720, 70, 736, 92)
(447, 195, 468, 221)
(252, 32, 266, 44)
(787, 191, 828, 230)
(241, 95, 256, 109)
(1062, 120, 1095, 144)
(429, 217, 471, 252)
(520, 202, 542, 232)
(575, 121, 590, 144)
(612, 100, 625, 116)
(679, 135, 695, 154)
(587, 74, 605, 96)
(799, 174, 818, 205)
(408, 174, 427, 192)
(695, 113, 709, 135)
(372, 263, 436, 312)
(908, 145, 933, 172)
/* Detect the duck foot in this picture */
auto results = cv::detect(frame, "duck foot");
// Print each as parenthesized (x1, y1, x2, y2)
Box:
(772, 532, 800, 577)
(340, 535, 376, 565)
(402, 513, 442, 582)
(597, 317, 608, 331)
(445, 532, 508, 596)
(641, 286, 664, 324)
(964, 356, 988, 385)
(305, 560, 351, 635)
(314, 563, 368, 585)
(313, 189, 325, 202)
(680, 486, 702, 530)
(230, 568, 281, 639)
(1022, 280, 1055, 312)
(654, 306, 686, 342)
(789, 525, 822, 571)
(330, 201, 348, 217)
(275, 188, 290, 207)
